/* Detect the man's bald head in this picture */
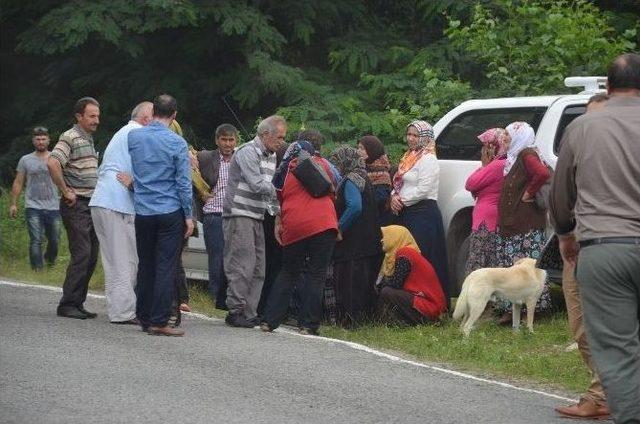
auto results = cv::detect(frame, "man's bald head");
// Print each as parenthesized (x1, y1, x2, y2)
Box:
(131, 101, 154, 126)
(607, 53, 640, 94)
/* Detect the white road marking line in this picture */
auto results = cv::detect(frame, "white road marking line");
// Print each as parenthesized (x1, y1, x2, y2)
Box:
(1, 279, 577, 403)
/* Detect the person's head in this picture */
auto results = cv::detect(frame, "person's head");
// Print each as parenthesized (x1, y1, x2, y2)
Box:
(257, 115, 287, 153)
(504, 121, 534, 155)
(74, 97, 100, 133)
(380, 225, 421, 277)
(215, 124, 238, 157)
(296, 129, 324, 153)
(586, 93, 609, 113)
(476, 127, 508, 157)
(130, 101, 154, 126)
(606, 53, 640, 96)
(152, 94, 178, 121)
(329, 145, 365, 176)
(31, 126, 50, 152)
(357, 135, 386, 164)
(406, 120, 434, 151)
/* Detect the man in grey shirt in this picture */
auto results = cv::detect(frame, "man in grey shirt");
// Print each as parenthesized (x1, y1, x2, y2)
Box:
(550, 53, 640, 423)
(9, 126, 61, 270)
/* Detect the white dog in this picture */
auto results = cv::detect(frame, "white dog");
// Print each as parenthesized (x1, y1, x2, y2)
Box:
(453, 258, 546, 336)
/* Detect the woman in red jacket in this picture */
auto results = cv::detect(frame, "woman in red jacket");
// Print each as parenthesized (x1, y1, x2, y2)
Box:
(260, 141, 338, 335)
(377, 225, 447, 325)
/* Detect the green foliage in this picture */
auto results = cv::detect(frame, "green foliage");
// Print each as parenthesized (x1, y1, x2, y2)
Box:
(446, 0, 637, 95)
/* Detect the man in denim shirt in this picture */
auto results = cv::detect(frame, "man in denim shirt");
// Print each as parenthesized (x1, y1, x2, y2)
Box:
(128, 94, 194, 337)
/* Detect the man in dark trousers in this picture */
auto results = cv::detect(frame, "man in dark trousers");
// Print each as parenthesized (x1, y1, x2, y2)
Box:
(128, 94, 194, 337)
(550, 53, 640, 423)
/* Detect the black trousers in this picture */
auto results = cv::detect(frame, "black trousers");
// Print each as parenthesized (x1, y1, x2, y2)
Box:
(135, 210, 185, 327)
(263, 230, 335, 331)
(58, 197, 99, 308)
(378, 286, 427, 326)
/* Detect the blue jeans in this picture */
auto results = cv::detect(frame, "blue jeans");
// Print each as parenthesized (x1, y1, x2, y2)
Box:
(25, 208, 60, 270)
(203, 213, 227, 306)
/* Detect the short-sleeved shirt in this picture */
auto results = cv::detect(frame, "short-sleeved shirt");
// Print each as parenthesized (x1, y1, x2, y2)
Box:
(16, 152, 59, 210)
(50, 124, 98, 198)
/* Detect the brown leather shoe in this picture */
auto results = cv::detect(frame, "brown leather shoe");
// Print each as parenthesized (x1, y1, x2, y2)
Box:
(555, 398, 610, 420)
(148, 325, 185, 337)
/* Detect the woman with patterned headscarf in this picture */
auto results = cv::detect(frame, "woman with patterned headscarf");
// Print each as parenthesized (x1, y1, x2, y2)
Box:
(464, 128, 509, 274)
(328, 145, 382, 327)
(495, 121, 552, 325)
(389, 120, 450, 306)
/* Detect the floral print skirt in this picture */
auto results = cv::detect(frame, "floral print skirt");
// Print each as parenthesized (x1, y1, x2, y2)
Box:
(465, 222, 499, 276)
(493, 228, 552, 314)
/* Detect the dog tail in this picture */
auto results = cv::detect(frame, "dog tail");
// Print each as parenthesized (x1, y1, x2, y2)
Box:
(452, 275, 470, 321)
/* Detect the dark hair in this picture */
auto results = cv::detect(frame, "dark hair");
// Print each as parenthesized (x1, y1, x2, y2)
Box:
(296, 129, 324, 153)
(153, 94, 177, 118)
(215, 123, 238, 139)
(587, 93, 609, 105)
(32, 126, 49, 136)
(607, 53, 640, 91)
(357, 135, 386, 164)
(74, 97, 99, 115)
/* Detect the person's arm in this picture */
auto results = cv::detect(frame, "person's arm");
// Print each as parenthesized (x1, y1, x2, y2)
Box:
(174, 137, 194, 236)
(465, 160, 502, 195)
(338, 180, 362, 233)
(9, 170, 25, 218)
(381, 256, 411, 289)
(47, 157, 75, 207)
(398, 154, 438, 204)
(521, 152, 550, 200)
(235, 147, 276, 197)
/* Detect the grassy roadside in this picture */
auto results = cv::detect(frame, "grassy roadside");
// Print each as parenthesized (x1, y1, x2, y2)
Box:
(0, 190, 589, 395)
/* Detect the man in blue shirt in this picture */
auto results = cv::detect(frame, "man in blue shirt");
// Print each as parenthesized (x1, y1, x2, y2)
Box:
(89, 101, 153, 324)
(128, 94, 194, 337)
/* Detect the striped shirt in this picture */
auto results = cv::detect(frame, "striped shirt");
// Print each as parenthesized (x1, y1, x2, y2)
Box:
(223, 136, 278, 220)
(50, 124, 98, 198)
(203, 157, 231, 214)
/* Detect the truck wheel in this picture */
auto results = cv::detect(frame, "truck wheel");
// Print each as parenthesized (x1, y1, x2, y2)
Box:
(453, 235, 470, 297)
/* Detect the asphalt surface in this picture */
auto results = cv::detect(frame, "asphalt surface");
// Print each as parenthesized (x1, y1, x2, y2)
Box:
(0, 282, 590, 424)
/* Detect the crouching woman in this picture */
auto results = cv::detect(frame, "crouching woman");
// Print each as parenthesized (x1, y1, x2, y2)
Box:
(378, 225, 447, 325)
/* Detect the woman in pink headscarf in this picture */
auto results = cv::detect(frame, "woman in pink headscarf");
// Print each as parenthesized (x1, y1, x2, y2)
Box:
(464, 128, 508, 274)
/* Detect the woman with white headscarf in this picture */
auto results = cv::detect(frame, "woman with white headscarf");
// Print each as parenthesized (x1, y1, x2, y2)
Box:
(495, 121, 552, 324)
(389, 120, 450, 306)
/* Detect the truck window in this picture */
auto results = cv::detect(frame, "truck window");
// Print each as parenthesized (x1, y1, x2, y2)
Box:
(436, 107, 547, 160)
(554, 105, 586, 153)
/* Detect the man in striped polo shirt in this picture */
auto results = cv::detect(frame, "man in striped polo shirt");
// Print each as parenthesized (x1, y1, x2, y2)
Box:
(223, 115, 286, 328)
(48, 97, 101, 320)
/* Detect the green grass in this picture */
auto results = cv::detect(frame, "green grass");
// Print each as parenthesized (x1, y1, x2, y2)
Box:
(0, 190, 588, 395)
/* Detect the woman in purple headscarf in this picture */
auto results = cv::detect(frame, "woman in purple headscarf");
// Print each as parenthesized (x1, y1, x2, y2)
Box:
(389, 120, 450, 307)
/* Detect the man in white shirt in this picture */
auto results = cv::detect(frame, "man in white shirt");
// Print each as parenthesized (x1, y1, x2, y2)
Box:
(89, 101, 153, 324)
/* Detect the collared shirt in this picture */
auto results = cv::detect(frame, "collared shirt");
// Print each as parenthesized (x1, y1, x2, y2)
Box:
(396, 153, 439, 205)
(203, 155, 231, 214)
(16, 152, 59, 210)
(128, 121, 193, 217)
(222, 135, 278, 220)
(89, 120, 141, 214)
(550, 95, 640, 240)
(50, 124, 98, 197)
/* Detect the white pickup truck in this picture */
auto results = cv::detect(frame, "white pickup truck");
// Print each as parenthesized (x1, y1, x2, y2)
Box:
(183, 76, 606, 295)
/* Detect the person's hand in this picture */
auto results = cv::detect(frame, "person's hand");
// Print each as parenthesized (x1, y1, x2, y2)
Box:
(184, 218, 194, 238)
(63, 189, 77, 207)
(189, 151, 199, 170)
(521, 191, 534, 202)
(336, 229, 343, 242)
(390, 194, 403, 214)
(558, 233, 579, 266)
(116, 172, 133, 189)
(274, 214, 283, 246)
(480, 145, 494, 166)
(9, 204, 18, 218)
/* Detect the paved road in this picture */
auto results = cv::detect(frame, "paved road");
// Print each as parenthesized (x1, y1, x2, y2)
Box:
(0, 282, 587, 424)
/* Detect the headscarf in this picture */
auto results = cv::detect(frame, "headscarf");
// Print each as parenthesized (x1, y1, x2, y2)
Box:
(169, 120, 183, 136)
(477, 127, 508, 158)
(380, 225, 421, 277)
(503, 121, 543, 175)
(358, 135, 386, 164)
(272, 140, 315, 190)
(329, 145, 368, 192)
(359, 135, 392, 186)
(393, 120, 436, 192)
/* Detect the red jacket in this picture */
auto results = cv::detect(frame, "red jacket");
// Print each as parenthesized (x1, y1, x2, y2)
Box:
(397, 246, 447, 319)
(279, 157, 338, 246)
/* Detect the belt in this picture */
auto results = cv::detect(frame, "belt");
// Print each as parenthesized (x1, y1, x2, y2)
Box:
(579, 237, 640, 248)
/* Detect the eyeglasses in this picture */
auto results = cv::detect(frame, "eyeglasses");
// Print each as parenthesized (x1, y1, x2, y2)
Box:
(32, 126, 49, 136)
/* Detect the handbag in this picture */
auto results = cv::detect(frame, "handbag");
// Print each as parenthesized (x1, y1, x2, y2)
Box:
(291, 153, 333, 198)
